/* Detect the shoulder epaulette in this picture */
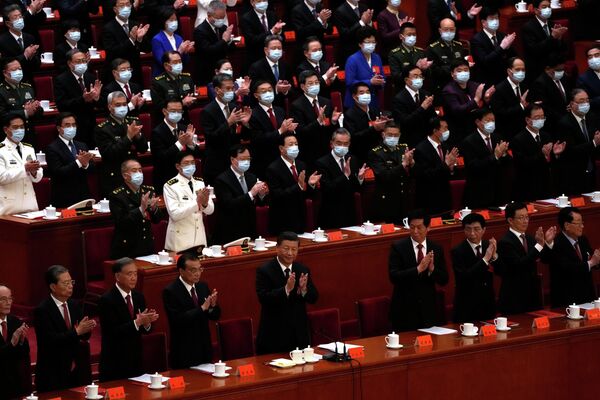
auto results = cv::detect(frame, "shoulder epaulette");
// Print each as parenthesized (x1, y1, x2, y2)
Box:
(142, 184, 155, 190)
(98, 120, 109, 127)
(373, 145, 383, 151)
(452, 40, 463, 45)
(112, 187, 124, 194)
(193, 176, 203, 181)
(22, 142, 33, 147)
(21, 82, 32, 87)
(181, 72, 191, 77)
(390, 47, 401, 54)
(415, 46, 424, 51)
(398, 143, 408, 148)
(430, 41, 440, 47)
(155, 74, 166, 80)
(167, 178, 178, 185)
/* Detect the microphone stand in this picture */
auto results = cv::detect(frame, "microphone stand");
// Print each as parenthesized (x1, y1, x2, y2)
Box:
(316, 328, 351, 362)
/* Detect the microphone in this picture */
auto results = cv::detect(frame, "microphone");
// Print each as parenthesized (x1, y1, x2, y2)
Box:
(315, 328, 351, 362)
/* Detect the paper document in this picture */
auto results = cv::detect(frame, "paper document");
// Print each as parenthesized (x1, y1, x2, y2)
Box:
(538, 198, 560, 205)
(318, 342, 363, 354)
(14, 211, 48, 219)
(577, 302, 596, 310)
(128, 374, 169, 384)
(418, 326, 458, 335)
(298, 232, 316, 240)
(190, 363, 233, 374)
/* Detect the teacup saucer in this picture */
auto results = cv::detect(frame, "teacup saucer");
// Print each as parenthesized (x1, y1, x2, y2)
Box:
(360, 230, 378, 236)
(386, 344, 403, 349)
(253, 247, 269, 252)
(156, 261, 172, 266)
(85, 395, 104, 400)
(96, 209, 110, 213)
(495, 326, 511, 332)
(313, 237, 328, 243)
(304, 357, 319, 363)
(148, 384, 166, 390)
(212, 372, 230, 378)
(592, 200, 600, 203)
(292, 359, 306, 365)
(461, 332, 479, 337)
(43, 216, 59, 220)
(567, 315, 584, 320)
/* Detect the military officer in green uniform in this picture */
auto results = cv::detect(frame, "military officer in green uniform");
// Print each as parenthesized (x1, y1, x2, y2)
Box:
(0, 59, 42, 144)
(367, 121, 415, 225)
(109, 159, 163, 259)
(151, 50, 197, 122)
(388, 22, 432, 88)
(95, 91, 148, 196)
(426, 18, 469, 95)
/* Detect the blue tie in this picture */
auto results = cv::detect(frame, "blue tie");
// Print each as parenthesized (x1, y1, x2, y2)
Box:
(272, 64, 279, 82)
(69, 141, 77, 158)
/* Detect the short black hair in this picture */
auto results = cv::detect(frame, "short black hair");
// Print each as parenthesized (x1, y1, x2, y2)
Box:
(277, 231, 299, 245)
(569, 88, 587, 102)
(61, 19, 81, 33)
(544, 53, 565, 68)
(111, 58, 129, 71)
(56, 112, 76, 127)
(298, 70, 318, 85)
(479, 7, 499, 20)
(383, 121, 400, 132)
(302, 36, 321, 52)
(428, 116, 443, 133)
(3, 114, 24, 127)
(524, 103, 544, 118)
(557, 206, 582, 230)
(251, 79, 273, 94)
(177, 252, 200, 270)
(407, 208, 430, 227)
(505, 201, 527, 220)
(532, 0, 546, 8)
(1, 57, 19, 71)
(158, 6, 176, 25)
(399, 22, 416, 35)
(507, 56, 524, 69)
(175, 149, 195, 164)
(112, 257, 135, 273)
(451, 59, 469, 71)
(278, 131, 297, 146)
(264, 34, 283, 47)
(229, 143, 249, 158)
(351, 82, 370, 95)
(213, 73, 234, 89)
(401, 64, 420, 80)
(473, 107, 494, 121)
(587, 45, 600, 56)
(462, 213, 486, 228)
(162, 50, 181, 65)
(66, 48, 86, 62)
(356, 26, 377, 44)
(214, 58, 230, 70)
(45, 265, 69, 287)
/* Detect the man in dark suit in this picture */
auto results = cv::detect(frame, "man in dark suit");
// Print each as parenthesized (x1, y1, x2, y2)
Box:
(0, 284, 31, 400)
(239, 0, 286, 70)
(55, 0, 99, 45)
(290, 70, 339, 171)
(193, 1, 236, 85)
(3, 0, 47, 41)
(413, 117, 458, 216)
(550, 207, 600, 307)
(256, 231, 318, 354)
(102, 0, 150, 83)
(388, 209, 449, 331)
(470, 7, 516, 86)
(577, 46, 600, 111)
(163, 252, 220, 368)
(451, 213, 499, 323)
(266, 133, 321, 235)
(295, 37, 339, 99)
(98, 257, 158, 381)
(46, 112, 94, 208)
(248, 35, 293, 107)
(53, 20, 90, 73)
(34, 265, 96, 392)
(496, 202, 555, 315)
(511, 104, 564, 202)
(520, 0, 567, 83)
(0, 5, 41, 82)
(290, 0, 332, 46)
(54, 49, 102, 146)
(556, 89, 600, 195)
(332, 0, 371, 68)
(391, 65, 436, 148)
(489, 57, 528, 140)
(427, 0, 480, 40)
(109, 159, 162, 258)
(151, 99, 200, 194)
(213, 144, 268, 244)
(461, 108, 511, 209)
(201, 73, 251, 184)
(100, 58, 144, 114)
(527, 56, 570, 133)
(315, 128, 365, 229)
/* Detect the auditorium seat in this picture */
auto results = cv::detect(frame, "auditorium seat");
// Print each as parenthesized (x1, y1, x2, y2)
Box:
(33, 177, 51, 209)
(39, 29, 55, 52)
(142, 165, 154, 187)
(142, 66, 152, 89)
(141, 332, 168, 372)
(188, 107, 204, 137)
(255, 205, 269, 238)
(180, 16, 193, 41)
(226, 11, 240, 36)
(356, 296, 391, 338)
(330, 91, 343, 112)
(307, 308, 341, 347)
(81, 226, 114, 310)
(305, 198, 316, 232)
(354, 192, 363, 224)
(152, 219, 168, 254)
(138, 113, 152, 141)
(33, 76, 55, 102)
(35, 123, 56, 152)
(216, 317, 255, 361)
(450, 179, 465, 211)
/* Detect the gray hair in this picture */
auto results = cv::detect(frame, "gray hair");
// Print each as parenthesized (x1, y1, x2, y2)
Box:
(331, 128, 351, 141)
(107, 91, 127, 105)
(120, 159, 140, 173)
(3, 4, 21, 20)
(66, 48, 86, 62)
(112, 257, 135, 273)
(45, 265, 69, 287)
(207, 0, 226, 15)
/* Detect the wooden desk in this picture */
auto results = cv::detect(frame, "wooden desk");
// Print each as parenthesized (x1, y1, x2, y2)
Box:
(42, 313, 600, 400)
(106, 200, 600, 337)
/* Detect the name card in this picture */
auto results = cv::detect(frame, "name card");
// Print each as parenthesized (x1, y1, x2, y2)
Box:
(106, 386, 125, 399)
(415, 334, 433, 347)
(527, 204, 535, 213)
(168, 376, 185, 389)
(571, 197, 585, 207)
(338, 71, 346, 81)
(348, 347, 364, 358)
(479, 210, 491, 220)
(430, 217, 443, 227)
(532, 316, 550, 329)
(586, 308, 600, 320)
(383, 65, 391, 76)
(363, 168, 375, 180)
(328, 231, 343, 241)
(372, 65, 381, 75)
(48, 397, 62, 400)
(481, 325, 497, 337)
(197, 86, 208, 97)
(237, 364, 255, 377)
(284, 31, 296, 41)
(226, 246, 243, 256)
(62, 209, 77, 219)
(380, 224, 395, 234)
(457, 156, 465, 166)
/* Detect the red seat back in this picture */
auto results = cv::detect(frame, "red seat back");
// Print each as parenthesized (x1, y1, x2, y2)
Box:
(216, 317, 255, 361)
(307, 308, 341, 346)
(356, 296, 391, 338)
(450, 179, 465, 211)
(188, 107, 204, 136)
(226, 11, 240, 36)
(255, 205, 269, 238)
(152, 219, 168, 253)
(142, 165, 154, 187)
(39, 29, 55, 52)
(180, 16, 193, 41)
(141, 332, 168, 372)
(35, 123, 57, 153)
(141, 65, 152, 89)
(33, 177, 51, 209)
(138, 112, 152, 141)
(330, 91, 343, 112)
(82, 226, 115, 282)
(33, 76, 55, 102)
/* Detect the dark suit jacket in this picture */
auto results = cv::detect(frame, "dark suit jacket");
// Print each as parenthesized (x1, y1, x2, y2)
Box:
(413, 138, 452, 215)
(53, 41, 89, 72)
(239, 9, 280, 69)
(489, 78, 527, 140)
(46, 137, 92, 208)
(388, 237, 449, 331)
(248, 104, 286, 180)
(56, 0, 99, 44)
(527, 72, 570, 133)
(521, 17, 566, 80)
(34, 297, 91, 392)
(265, 157, 310, 234)
(102, 18, 147, 83)
(193, 20, 234, 85)
(0, 31, 40, 82)
(315, 152, 361, 229)
(461, 130, 511, 208)
(54, 70, 99, 146)
(0, 314, 31, 400)
(511, 128, 556, 201)
(291, 1, 331, 43)
(451, 239, 496, 323)
(333, 2, 367, 68)
(577, 69, 600, 111)
(376, 8, 408, 58)
(344, 104, 381, 165)
(496, 230, 552, 314)
(162, 278, 220, 369)
(100, 79, 143, 108)
(3, 0, 47, 41)
(248, 57, 293, 107)
(441, 80, 481, 145)
(391, 87, 436, 148)
(98, 285, 148, 381)
(201, 100, 242, 183)
(213, 168, 262, 244)
(256, 258, 318, 354)
(470, 30, 516, 86)
(549, 233, 597, 307)
(295, 58, 336, 98)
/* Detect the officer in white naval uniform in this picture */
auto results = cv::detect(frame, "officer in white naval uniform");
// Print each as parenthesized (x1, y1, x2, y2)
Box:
(0, 115, 43, 215)
(163, 150, 214, 252)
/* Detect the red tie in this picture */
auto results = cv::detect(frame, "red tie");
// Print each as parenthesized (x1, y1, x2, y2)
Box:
(574, 242, 583, 261)
(125, 294, 134, 318)
(437, 145, 444, 161)
(312, 99, 320, 117)
(191, 287, 199, 307)
(1, 320, 7, 341)
(290, 164, 299, 182)
(485, 136, 493, 153)
(267, 107, 278, 129)
(476, 245, 482, 258)
(520, 234, 528, 252)
(62, 303, 72, 330)
(416, 244, 424, 263)
(124, 83, 132, 99)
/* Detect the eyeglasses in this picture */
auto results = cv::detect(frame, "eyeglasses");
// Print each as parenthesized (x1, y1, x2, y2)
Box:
(58, 280, 76, 287)
(0, 296, 13, 303)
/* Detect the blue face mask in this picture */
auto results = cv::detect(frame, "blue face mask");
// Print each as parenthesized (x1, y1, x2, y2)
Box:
(440, 31, 455, 42)
(74, 63, 88, 75)
(166, 20, 178, 33)
(384, 136, 399, 147)
(168, 112, 182, 123)
(67, 31, 81, 42)
(255, 1, 268, 12)
(362, 43, 376, 54)
(310, 50, 323, 62)
(259, 91, 275, 105)
(11, 18, 24, 32)
(286, 145, 299, 159)
(306, 84, 320, 97)
(11, 128, 25, 143)
(540, 7, 552, 19)
(403, 35, 417, 47)
(411, 78, 423, 90)
(390, 0, 401, 7)
(483, 121, 496, 134)
(588, 57, 600, 71)
(531, 118, 545, 130)
(441, 130, 450, 142)
(486, 19, 499, 31)
(118, 6, 131, 20)
(553, 70, 564, 81)
(220, 68, 233, 76)
(9, 69, 23, 83)
(269, 49, 282, 61)
(357, 93, 371, 105)
(455, 71, 470, 83)
(512, 70, 526, 83)
(170, 63, 183, 75)
(129, 171, 143, 187)
(237, 159, 250, 172)
(222, 90, 235, 103)
(113, 105, 128, 119)
(181, 164, 196, 178)
(62, 126, 77, 140)
(333, 145, 349, 158)
(213, 18, 226, 28)
(118, 70, 132, 83)
(578, 102, 591, 115)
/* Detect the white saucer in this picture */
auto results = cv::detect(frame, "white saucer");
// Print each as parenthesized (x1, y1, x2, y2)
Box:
(567, 315, 584, 320)
(156, 261, 172, 266)
(386, 344, 403, 349)
(496, 326, 511, 332)
(43, 216, 59, 220)
(592, 200, 600, 203)
(516, 10, 529, 13)
(96, 209, 110, 213)
(86, 395, 104, 400)
(360, 230, 378, 236)
(550, 5, 561, 8)
(253, 247, 269, 252)
(461, 332, 479, 337)
(313, 238, 328, 243)
(212, 372, 230, 378)
(304, 357, 319, 363)
(293, 360, 306, 365)
(557, 202, 571, 208)
(148, 384, 166, 390)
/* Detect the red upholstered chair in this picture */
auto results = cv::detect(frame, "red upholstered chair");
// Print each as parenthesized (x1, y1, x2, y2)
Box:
(152, 219, 168, 253)
(39, 29, 55, 52)
(141, 66, 152, 90)
(305, 198, 315, 232)
(330, 91, 343, 113)
(33, 177, 51, 209)
(255, 205, 269, 237)
(180, 16, 193, 41)
(142, 165, 153, 186)
(325, 44, 335, 64)
(33, 76, 55, 102)
(226, 11, 240, 36)
(307, 308, 341, 346)
(35, 123, 57, 152)
(138, 113, 152, 141)
(81, 226, 114, 308)
(90, 24, 100, 47)
(354, 192, 363, 225)
(142, 332, 168, 372)
(356, 296, 391, 338)
(216, 317, 255, 361)
(450, 179, 465, 211)
(188, 107, 204, 136)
